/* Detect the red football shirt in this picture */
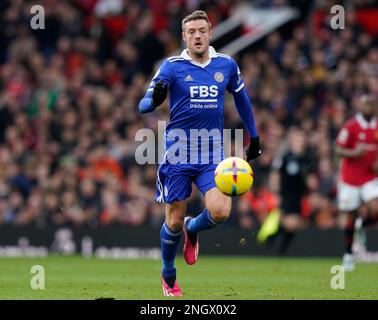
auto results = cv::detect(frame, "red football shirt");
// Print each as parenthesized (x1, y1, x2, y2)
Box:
(336, 113, 378, 186)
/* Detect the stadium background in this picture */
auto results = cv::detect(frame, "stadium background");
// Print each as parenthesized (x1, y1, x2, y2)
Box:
(0, 0, 377, 258)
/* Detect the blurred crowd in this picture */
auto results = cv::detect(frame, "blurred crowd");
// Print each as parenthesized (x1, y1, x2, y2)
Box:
(0, 0, 377, 230)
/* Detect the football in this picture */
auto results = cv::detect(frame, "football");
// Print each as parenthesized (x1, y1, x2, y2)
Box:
(214, 157, 254, 196)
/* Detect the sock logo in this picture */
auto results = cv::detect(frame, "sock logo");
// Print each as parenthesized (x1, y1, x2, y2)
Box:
(162, 239, 175, 245)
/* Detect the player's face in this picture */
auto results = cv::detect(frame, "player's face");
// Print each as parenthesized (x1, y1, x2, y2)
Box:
(360, 96, 376, 120)
(182, 19, 212, 58)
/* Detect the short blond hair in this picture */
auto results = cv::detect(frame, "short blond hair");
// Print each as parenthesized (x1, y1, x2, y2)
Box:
(182, 10, 211, 31)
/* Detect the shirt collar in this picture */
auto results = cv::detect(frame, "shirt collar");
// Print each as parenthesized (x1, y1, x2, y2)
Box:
(180, 46, 217, 67)
(356, 113, 377, 129)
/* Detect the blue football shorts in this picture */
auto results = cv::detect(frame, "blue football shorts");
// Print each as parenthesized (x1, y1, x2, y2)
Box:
(156, 162, 217, 204)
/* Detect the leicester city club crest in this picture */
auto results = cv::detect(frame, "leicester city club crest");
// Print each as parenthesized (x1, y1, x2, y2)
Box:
(214, 72, 224, 83)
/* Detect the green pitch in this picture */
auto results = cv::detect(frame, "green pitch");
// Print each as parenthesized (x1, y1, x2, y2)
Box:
(0, 256, 377, 299)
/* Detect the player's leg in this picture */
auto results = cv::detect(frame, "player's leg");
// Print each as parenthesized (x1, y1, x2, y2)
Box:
(354, 179, 378, 254)
(183, 165, 231, 265)
(205, 187, 232, 223)
(361, 179, 378, 227)
(354, 198, 378, 254)
(183, 187, 231, 265)
(337, 181, 361, 271)
(160, 200, 186, 295)
(363, 198, 378, 226)
(343, 210, 358, 254)
(192, 164, 232, 226)
(186, 187, 231, 234)
(156, 164, 192, 295)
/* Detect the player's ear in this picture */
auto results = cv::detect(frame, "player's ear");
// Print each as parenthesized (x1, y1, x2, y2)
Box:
(182, 31, 185, 42)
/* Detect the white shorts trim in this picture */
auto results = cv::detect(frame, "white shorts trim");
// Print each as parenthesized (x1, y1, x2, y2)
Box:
(156, 151, 168, 203)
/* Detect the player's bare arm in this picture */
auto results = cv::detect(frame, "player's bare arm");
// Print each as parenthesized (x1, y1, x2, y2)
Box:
(335, 144, 367, 158)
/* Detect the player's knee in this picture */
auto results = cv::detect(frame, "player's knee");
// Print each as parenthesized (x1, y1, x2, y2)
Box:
(367, 198, 378, 214)
(170, 221, 184, 232)
(166, 216, 184, 232)
(165, 202, 186, 232)
(209, 206, 231, 224)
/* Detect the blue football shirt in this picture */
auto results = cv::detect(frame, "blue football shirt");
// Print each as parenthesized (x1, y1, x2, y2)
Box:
(147, 46, 245, 164)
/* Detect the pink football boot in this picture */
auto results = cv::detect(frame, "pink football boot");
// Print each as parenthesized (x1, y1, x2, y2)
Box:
(161, 277, 183, 297)
(183, 217, 199, 265)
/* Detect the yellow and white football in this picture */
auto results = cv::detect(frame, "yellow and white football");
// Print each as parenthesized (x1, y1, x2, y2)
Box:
(214, 157, 254, 196)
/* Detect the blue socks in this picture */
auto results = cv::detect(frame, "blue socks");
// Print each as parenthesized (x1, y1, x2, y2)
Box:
(186, 208, 218, 235)
(160, 209, 220, 287)
(161, 222, 181, 286)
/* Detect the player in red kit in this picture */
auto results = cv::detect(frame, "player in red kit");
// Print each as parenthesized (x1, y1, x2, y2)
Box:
(335, 95, 378, 271)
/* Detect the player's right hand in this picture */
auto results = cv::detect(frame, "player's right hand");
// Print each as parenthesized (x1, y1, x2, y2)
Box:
(246, 135, 262, 162)
(372, 161, 378, 173)
(152, 80, 168, 108)
(353, 143, 366, 157)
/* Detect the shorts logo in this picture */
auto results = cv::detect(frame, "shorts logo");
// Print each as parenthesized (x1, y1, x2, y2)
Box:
(214, 72, 224, 83)
(164, 186, 168, 197)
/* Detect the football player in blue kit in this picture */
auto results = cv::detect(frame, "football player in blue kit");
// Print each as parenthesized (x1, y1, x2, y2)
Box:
(139, 10, 261, 296)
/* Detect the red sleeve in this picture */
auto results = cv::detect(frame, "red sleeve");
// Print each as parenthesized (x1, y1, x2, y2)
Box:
(336, 122, 355, 148)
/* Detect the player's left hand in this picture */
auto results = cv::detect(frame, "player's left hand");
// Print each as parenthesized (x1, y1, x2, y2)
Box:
(246, 135, 261, 162)
(152, 80, 168, 108)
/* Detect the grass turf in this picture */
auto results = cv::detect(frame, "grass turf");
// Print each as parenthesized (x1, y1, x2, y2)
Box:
(0, 256, 377, 300)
